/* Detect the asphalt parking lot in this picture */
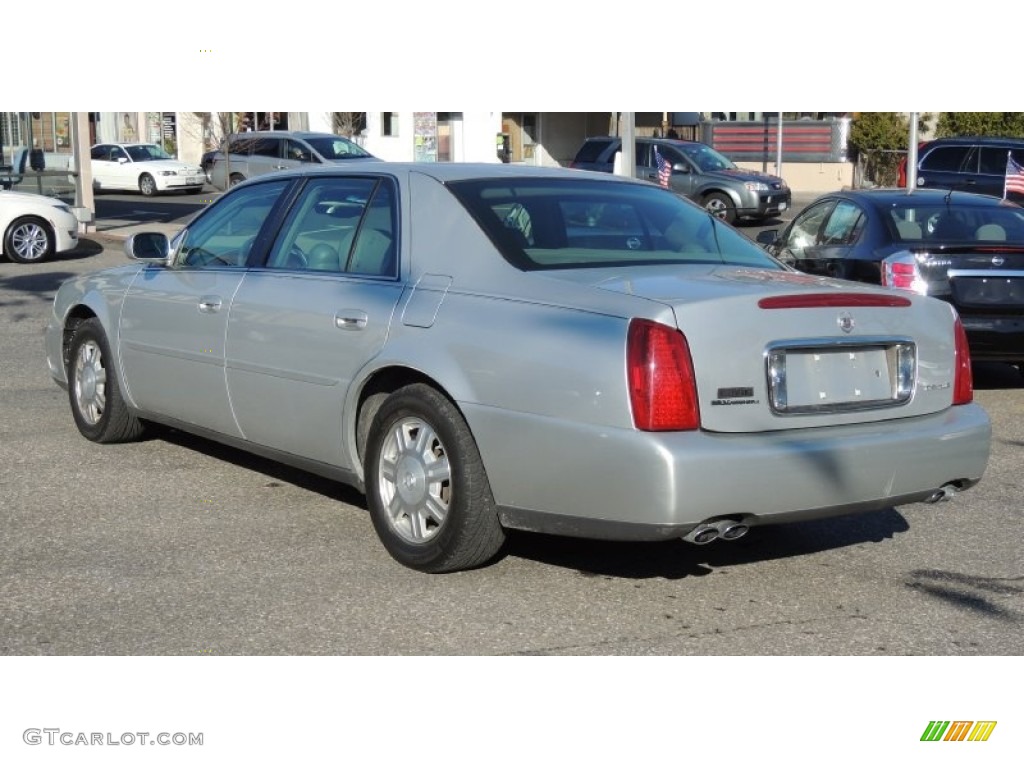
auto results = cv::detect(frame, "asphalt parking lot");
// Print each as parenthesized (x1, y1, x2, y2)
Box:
(1, 209, 1023, 657)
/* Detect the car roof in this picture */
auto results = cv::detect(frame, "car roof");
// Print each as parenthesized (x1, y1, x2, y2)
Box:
(583, 135, 704, 147)
(243, 161, 652, 186)
(923, 135, 1024, 147)
(230, 131, 351, 140)
(822, 187, 1020, 208)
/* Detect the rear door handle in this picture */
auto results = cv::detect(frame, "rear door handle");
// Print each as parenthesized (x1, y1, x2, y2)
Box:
(335, 310, 368, 330)
(198, 295, 222, 313)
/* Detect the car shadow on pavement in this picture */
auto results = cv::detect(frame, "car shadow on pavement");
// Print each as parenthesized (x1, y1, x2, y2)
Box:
(156, 427, 369, 509)
(503, 510, 910, 579)
(155, 425, 915, 579)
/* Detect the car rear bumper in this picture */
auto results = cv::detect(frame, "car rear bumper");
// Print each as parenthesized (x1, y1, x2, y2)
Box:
(468, 402, 991, 540)
(959, 314, 1024, 362)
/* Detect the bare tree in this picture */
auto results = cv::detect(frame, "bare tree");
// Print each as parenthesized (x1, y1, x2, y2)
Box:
(331, 112, 366, 138)
(189, 112, 247, 150)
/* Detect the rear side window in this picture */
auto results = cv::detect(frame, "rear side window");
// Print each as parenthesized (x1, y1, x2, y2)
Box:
(920, 145, 970, 172)
(573, 139, 616, 164)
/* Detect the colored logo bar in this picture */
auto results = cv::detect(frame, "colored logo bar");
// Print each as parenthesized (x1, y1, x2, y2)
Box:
(921, 721, 997, 742)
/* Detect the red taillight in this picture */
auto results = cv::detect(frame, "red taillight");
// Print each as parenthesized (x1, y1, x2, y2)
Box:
(953, 315, 974, 405)
(881, 252, 928, 294)
(627, 319, 699, 431)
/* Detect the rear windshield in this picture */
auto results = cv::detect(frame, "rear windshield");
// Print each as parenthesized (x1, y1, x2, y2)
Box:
(888, 202, 1024, 242)
(573, 139, 616, 164)
(447, 177, 783, 271)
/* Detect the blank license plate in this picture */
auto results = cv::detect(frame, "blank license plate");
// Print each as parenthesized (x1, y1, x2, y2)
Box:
(783, 348, 892, 407)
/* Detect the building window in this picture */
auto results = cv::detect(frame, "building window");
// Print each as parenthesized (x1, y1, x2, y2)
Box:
(1, 112, 23, 147)
(382, 113, 398, 137)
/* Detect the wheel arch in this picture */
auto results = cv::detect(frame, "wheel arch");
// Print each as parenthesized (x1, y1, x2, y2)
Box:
(351, 365, 463, 475)
(698, 186, 742, 207)
(60, 305, 100, 373)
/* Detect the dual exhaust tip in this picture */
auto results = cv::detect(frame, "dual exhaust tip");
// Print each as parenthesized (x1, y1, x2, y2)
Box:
(686, 482, 963, 545)
(684, 519, 750, 545)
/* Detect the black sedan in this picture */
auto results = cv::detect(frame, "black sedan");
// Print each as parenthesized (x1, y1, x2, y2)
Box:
(757, 188, 1024, 367)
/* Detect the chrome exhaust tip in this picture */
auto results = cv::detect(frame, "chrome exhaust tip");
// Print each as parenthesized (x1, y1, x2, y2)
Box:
(718, 522, 750, 540)
(684, 525, 720, 545)
(924, 483, 959, 504)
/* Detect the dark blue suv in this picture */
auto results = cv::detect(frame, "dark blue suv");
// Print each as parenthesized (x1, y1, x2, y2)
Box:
(904, 136, 1024, 201)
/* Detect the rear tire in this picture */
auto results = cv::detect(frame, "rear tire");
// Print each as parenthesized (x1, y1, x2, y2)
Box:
(365, 383, 505, 573)
(229, 173, 245, 187)
(5, 216, 54, 263)
(67, 318, 146, 443)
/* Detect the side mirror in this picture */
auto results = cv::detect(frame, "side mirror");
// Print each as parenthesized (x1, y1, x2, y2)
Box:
(672, 162, 690, 174)
(117, 157, 129, 164)
(756, 229, 778, 246)
(125, 232, 171, 262)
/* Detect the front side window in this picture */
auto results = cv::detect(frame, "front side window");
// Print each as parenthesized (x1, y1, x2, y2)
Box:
(821, 200, 865, 245)
(448, 177, 781, 271)
(979, 146, 1017, 175)
(784, 200, 835, 255)
(676, 143, 736, 172)
(175, 180, 289, 268)
(125, 144, 173, 162)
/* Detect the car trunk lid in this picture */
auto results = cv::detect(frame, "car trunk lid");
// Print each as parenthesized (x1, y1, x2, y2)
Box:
(587, 265, 963, 433)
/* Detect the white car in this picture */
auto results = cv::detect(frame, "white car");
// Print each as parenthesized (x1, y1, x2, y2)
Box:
(1, 190, 79, 264)
(90, 143, 205, 196)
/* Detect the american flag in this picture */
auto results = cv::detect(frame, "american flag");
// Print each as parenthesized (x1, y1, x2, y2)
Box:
(654, 145, 672, 188)
(1004, 152, 1024, 198)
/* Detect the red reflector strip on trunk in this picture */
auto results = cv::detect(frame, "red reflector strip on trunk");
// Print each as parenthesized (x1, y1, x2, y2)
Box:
(758, 293, 912, 309)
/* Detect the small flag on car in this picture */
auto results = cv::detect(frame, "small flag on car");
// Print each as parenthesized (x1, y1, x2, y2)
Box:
(654, 146, 672, 188)
(1004, 152, 1024, 199)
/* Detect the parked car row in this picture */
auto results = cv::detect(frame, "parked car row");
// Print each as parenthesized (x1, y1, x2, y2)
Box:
(44, 162, 990, 572)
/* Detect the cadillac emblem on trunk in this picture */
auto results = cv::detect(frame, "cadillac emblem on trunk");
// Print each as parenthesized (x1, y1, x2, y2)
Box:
(837, 312, 855, 334)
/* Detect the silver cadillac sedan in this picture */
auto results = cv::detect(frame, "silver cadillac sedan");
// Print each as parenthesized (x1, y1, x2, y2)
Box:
(45, 163, 991, 573)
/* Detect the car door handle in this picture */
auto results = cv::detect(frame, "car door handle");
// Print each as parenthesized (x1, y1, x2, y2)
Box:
(334, 310, 368, 330)
(198, 295, 223, 313)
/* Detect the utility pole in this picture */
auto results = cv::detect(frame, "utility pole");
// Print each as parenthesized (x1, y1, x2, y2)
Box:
(906, 112, 919, 193)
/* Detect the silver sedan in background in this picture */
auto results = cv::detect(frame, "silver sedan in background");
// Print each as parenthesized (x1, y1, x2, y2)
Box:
(44, 164, 991, 572)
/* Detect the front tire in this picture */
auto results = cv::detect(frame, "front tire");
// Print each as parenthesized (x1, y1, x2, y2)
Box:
(229, 173, 245, 187)
(365, 384, 505, 573)
(67, 318, 146, 443)
(703, 192, 737, 224)
(139, 173, 158, 196)
(5, 216, 54, 263)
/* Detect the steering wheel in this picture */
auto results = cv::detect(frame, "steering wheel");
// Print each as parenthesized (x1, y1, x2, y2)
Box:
(284, 245, 308, 269)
